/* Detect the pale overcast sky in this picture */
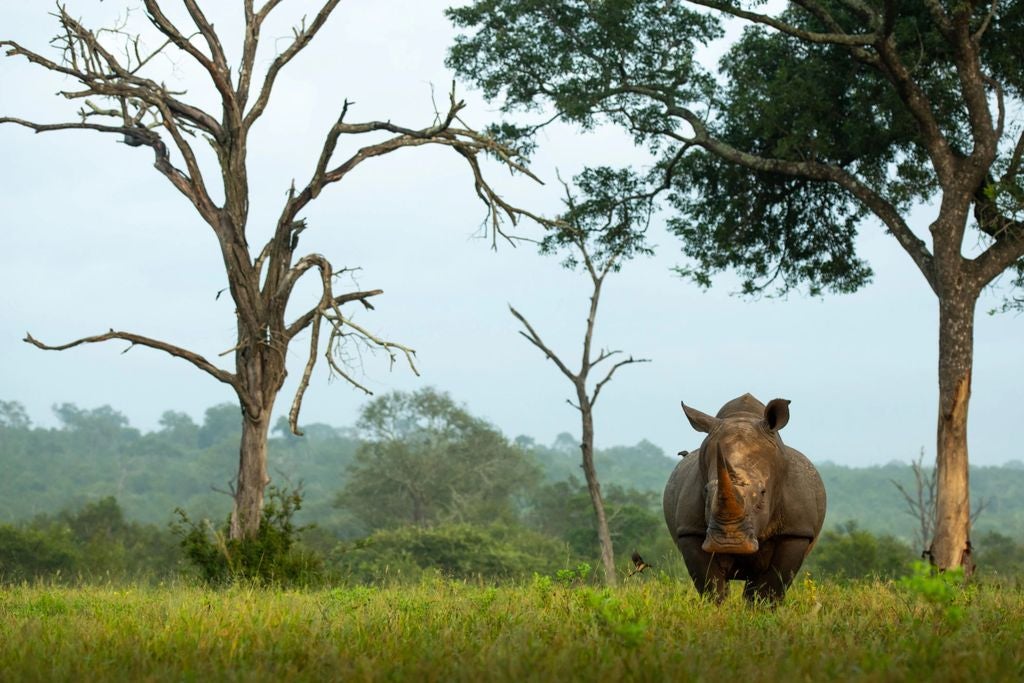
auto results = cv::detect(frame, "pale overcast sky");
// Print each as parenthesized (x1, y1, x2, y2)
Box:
(1, 2, 1021, 467)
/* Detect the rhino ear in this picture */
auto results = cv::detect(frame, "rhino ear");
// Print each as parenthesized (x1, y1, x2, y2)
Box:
(764, 398, 791, 432)
(681, 402, 721, 433)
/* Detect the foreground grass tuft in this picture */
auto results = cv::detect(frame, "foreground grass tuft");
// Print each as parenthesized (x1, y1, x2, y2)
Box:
(1, 576, 1022, 681)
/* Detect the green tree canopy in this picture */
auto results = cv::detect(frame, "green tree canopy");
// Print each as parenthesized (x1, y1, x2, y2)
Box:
(448, 0, 1024, 297)
(335, 388, 540, 531)
(0, 400, 31, 430)
(197, 404, 242, 449)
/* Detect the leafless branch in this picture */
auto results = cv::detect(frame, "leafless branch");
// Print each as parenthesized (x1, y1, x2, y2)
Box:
(970, 496, 990, 526)
(211, 481, 237, 498)
(24, 329, 237, 391)
(591, 348, 622, 367)
(325, 308, 419, 377)
(282, 252, 392, 433)
(244, 0, 344, 129)
(288, 302, 322, 437)
(269, 84, 548, 272)
(142, 0, 236, 114)
(508, 304, 577, 382)
(590, 356, 652, 406)
(286, 285, 383, 339)
(890, 448, 936, 551)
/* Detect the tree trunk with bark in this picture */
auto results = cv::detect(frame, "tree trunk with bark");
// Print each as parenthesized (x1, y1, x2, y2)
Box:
(231, 408, 273, 540)
(578, 385, 617, 586)
(930, 283, 979, 573)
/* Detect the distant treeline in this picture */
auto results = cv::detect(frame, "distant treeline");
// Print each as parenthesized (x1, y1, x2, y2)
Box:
(1, 394, 1023, 584)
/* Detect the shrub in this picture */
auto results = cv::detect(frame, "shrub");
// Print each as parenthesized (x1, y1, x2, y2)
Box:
(333, 522, 571, 583)
(0, 525, 77, 582)
(172, 486, 324, 586)
(805, 520, 915, 579)
(974, 530, 1024, 579)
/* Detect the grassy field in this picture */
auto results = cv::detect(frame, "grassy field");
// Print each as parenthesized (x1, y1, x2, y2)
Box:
(1, 574, 1022, 682)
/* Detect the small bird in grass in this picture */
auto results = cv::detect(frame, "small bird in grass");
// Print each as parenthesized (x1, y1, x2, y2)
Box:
(628, 551, 652, 577)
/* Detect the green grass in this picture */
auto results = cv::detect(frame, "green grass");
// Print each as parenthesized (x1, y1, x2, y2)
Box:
(1, 575, 1022, 682)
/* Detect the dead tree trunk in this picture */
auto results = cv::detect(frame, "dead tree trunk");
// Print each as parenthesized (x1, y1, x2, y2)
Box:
(231, 404, 274, 539)
(3, 2, 542, 542)
(577, 386, 617, 585)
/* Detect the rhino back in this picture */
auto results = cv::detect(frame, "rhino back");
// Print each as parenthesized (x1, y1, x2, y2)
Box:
(776, 446, 827, 539)
(663, 453, 707, 537)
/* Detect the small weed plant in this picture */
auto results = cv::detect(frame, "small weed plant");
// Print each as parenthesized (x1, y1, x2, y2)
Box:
(898, 560, 971, 624)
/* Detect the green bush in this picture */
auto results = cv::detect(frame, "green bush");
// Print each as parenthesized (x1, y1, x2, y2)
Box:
(50, 497, 180, 579)
(333, 522, 572, 583)
(172, 486, 324, 586)
(526, 479, 674, 563)
(1, 497, 180, 583)
(805, 520, 915, 579)
(0, 525, 77, 582)
(974, 530, 1024, 580)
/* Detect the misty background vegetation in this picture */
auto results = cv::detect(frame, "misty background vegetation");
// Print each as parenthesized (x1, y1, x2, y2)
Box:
(1, 391, 1022, 585)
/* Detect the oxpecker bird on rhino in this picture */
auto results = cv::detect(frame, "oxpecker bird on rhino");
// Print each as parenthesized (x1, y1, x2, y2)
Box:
(663, 394, 826, 603)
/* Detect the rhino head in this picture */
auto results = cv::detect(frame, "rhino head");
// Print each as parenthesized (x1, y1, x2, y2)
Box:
(682, 396, 792, 556)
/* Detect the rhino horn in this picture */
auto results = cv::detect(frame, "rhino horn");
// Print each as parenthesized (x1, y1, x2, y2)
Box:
(715, 444, 745, 521)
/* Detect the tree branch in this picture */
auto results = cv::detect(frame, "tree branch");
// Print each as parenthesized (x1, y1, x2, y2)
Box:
(244, 0, 344, 130)
(590, 356, 651, 407)
(668, 104, 938, 291)
(288, 302, 322, 437)
(182, 0, 230, 78)
(268, 87, 546, 293)
(142, 0, 237, 117)
(0, 115, 218, 224)
(684, 0, 878, 45)
(286, 288, 384, 339)
(24, 329, 237, 389)
(972, 220, 1024, 285)
(508, 304, 577, 382)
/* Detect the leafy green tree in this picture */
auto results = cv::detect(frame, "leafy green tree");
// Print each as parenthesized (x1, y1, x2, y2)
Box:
(53, 403, 140, 451)
(527, 478, 672, 568)
(335, 388, 540, 531)
(0, 400, 31, 429)
(448, 0, 1024, 571)
(1, 497, 181, 582)
(197, 404, 243, 449)
(158, 411, 200, 449)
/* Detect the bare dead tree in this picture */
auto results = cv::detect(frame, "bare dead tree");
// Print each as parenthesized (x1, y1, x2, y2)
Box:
(1, 2, 542, 541)
(892, 447, 991, 566)
(891, 448, 938, 554)
(510, 168, 653, 585)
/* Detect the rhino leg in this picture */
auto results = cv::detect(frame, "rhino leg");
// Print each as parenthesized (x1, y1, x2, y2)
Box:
(676, 535, 729, 603)
(741, 536, 812, 604)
